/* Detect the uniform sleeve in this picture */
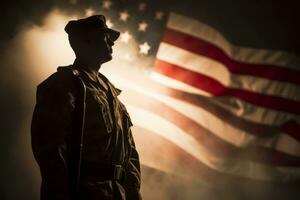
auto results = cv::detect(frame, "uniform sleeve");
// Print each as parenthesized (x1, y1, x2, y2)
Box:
(124, 128, 142, 200)
(31, 76, 76, 200)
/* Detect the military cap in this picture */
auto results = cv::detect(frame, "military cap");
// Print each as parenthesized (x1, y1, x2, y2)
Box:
(64, 15, 120, 41)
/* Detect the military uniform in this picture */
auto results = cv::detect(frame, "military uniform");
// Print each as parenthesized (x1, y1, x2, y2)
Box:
(31, 64, 142, 200)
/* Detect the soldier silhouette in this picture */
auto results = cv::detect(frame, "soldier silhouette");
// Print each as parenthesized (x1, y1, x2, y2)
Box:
(31, 15, 142, 200)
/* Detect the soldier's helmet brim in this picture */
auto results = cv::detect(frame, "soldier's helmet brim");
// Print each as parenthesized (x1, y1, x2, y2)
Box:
(105, 28, 120, 41)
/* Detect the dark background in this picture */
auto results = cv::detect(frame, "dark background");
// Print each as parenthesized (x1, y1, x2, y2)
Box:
(2, 0, 300, 54)
(1, 0, 299, 199)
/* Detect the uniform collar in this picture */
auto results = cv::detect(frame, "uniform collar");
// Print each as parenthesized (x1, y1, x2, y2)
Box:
(70, 64, 122, 96)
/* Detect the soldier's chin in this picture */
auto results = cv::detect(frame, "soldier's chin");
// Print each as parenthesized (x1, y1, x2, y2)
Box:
(100, 54, 112, 63)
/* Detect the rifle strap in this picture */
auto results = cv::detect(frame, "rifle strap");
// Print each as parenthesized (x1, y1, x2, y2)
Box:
(57, 65, 87, 195)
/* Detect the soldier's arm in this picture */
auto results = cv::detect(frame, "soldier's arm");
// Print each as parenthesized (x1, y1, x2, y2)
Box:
(31, 72, 76, 199)
(124, 128, 142, 200)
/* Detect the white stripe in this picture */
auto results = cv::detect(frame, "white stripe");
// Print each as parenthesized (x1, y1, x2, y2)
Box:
(150, 72, 211, 96)
(157, 43, 231, 87)
(262, 134, 300, 157)
(128, 105, 300, 181)
(157, 42, 300, 101)
(109, 74, 300, 157)
(167, 13, 300, 71)
(151, 72, 300, 126)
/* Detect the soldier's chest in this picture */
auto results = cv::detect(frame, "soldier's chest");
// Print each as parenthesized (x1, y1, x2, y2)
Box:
(84, 83, 125, 134)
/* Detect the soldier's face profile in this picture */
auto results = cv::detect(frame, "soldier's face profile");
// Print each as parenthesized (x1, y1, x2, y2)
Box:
(85, 30, 114, 63)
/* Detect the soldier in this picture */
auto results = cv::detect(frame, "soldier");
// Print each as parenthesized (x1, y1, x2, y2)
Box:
(31, 15, 142, 200)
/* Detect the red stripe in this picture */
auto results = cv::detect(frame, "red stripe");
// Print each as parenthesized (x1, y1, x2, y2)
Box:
(163, 28, 300, 85)
(165, 86, 300, 142)
(154, 59, 300, 115)
(245, 146, 300, 166)
(107, 66, 299, 142)
(164, 87, 277, 137)
(281, 121, 300, 142)
(123, 88, 300, 166)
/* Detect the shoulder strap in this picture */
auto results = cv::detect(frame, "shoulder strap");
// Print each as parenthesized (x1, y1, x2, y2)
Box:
(57, 65, 87, 195)
(57, 65, 80, 76)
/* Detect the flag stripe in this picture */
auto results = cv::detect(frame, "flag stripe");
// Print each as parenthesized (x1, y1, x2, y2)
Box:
(134, 126, 261, 185)
(163, 28, 300, 85)
(123, 89, 300, 167)
(154, 59, 300, 115)
(157, 42, 300, 101)
(136, 128, 300, 194)
(109, 73, 300, 155)
(167, 13, 300, 72)
(162, 82, 300, 143)
(127, 105, 300, 181)
(282, 121, 300, 142)
(150, 72, 299, 127)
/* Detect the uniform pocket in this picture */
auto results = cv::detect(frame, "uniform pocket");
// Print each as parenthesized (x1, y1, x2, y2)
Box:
(92, 90, 114, 134)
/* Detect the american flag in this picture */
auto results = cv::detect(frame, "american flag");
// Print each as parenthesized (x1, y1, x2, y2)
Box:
(77, 0, 300, 198)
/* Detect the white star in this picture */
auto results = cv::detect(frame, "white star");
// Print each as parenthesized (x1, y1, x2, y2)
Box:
(106, 19, 114, 28)
(138, 21, 148, 32)
(155, 11, 164, 20)
(139, 42, 151, 55)
(120, 31, 132, 43)
(119, 11, 129, 22)
(102, 0, 112, 9)
(138, 3, 147, 11)
(84, 8, 95, 16)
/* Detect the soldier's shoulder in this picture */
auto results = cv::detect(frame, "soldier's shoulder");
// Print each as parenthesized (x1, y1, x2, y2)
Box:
(37, 65, 78, 91)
